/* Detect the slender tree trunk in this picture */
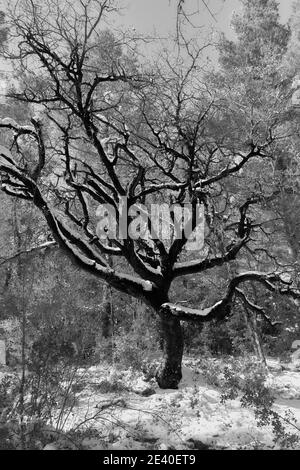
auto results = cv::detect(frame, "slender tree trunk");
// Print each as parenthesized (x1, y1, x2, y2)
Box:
(101, 283, 112, 339)
(101, 253, 114, 339)
(244, 307, 267, 367)
(156, 312, 184, 389)
(277, 191, 300, 262)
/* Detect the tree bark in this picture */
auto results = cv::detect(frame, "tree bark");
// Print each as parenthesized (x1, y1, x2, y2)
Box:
(101, 283, 112, 339)
(243, 307, 267, 367)
(247, 311, 267, 367)
(156, 312, 184, 389)
(101, 253, 114, 339)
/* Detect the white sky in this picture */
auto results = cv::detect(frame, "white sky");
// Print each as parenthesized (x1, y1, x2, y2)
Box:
(0, 0, 296, 74)
(115, 0, 294, 38)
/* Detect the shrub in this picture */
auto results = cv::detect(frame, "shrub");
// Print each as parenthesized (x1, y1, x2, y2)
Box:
(219, 359, 300, 449)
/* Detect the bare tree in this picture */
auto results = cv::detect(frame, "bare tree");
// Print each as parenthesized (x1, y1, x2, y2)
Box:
(0, 0, 299, 389)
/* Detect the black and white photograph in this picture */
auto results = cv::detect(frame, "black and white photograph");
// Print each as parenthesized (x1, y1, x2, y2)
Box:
(0, 0, 300, 454)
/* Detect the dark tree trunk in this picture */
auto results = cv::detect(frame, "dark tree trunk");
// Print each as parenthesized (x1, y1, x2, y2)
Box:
(101, 254, 114, 339)
(156, 312, 184, 389)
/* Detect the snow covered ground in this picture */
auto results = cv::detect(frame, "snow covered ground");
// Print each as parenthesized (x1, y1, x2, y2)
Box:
(1, 355, 300, 450)
(50, 357, 300, 451)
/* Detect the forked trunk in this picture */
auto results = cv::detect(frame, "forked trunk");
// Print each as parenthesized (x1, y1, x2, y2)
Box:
(156, 312, 184, 389)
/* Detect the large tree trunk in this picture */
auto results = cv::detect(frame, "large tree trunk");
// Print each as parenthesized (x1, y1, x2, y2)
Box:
(156, 312, 184, 389)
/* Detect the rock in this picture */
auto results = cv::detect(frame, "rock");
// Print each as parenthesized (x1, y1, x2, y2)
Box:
(158, 443, 169, 450)
(43, 443, 58, 450)
(186, 438, 210, 450)
(132, 379, 156, 397)
(291, 340, 300, 350)
(291, 349, 300, 364)
(137, 435, 158, 445)
(268, 363, 283, 372)
(202, 390, 220, 404)
(140, 388, 156, 397)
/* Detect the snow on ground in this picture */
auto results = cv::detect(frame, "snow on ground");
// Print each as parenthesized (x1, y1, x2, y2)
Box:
(52, 357, 300, 450)
(1, 356, 300, 450)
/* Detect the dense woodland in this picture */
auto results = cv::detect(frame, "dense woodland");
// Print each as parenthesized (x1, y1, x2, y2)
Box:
(0, 0, 300, 450)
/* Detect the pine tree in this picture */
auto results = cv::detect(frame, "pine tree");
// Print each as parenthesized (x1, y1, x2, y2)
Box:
(213, 0, 299, 356)
(0, 11, 7, 47)
(285, 0, 300, 76)
(219, 0, 290, 70)
(216, 0, 291, 148)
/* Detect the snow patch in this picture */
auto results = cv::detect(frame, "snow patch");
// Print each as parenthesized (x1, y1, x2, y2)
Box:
(4, 357, 299, 450)
(143, 281, 153, 292)
(0, 145, 13, 159)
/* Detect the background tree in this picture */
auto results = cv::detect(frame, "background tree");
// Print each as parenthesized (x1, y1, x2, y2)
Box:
(280, 0, 300, 262)
(208, 0, 300, 353)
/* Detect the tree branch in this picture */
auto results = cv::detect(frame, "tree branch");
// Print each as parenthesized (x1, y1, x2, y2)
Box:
(160, 271, 300, 322)
(0, 241, 57, 266)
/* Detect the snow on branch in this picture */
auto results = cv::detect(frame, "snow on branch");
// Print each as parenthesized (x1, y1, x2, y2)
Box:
(235, 287, 282, 329)
(0, 117, 45, 182)
(195, 147, 264, 189)
(0, 118, 36, 134)
(159, 299, 227, 323)
(0, 241, 57, 267)
(173, 236, 248, 277)
(160, 270, 300, 323)
(0, 145, 16, 165)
